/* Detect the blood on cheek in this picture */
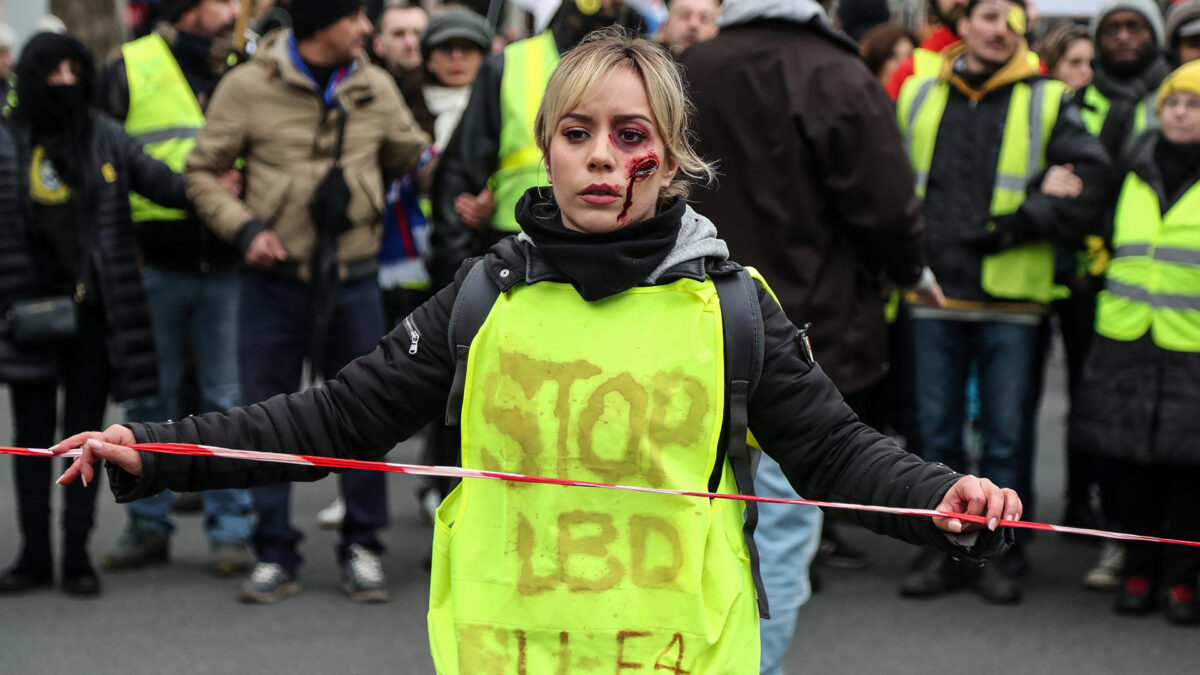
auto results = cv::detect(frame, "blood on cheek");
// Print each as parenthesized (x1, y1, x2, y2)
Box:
(617, 151, 660, 223)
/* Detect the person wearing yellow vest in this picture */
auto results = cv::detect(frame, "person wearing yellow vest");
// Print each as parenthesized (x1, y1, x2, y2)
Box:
(895, 0, 1109, 605)
(56, 31, 1023, 672)
(1069, 62, 1200, 627)
(94, 0, 255, 581)
(428, 0, 648, 289)
(885, 0, 968, 100)
(1060, 0, 1170, 591)
(1080, 0, 1170, 160)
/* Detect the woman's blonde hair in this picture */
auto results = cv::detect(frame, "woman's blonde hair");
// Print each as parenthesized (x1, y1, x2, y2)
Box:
(533, 27, 716, 205)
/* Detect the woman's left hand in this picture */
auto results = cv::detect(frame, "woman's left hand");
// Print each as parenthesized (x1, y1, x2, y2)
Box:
(932, 475, 1022, 534)
(52, 425, 141, 486)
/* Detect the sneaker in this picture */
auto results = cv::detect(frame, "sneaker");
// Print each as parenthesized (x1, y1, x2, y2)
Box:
(208, 542, 255, 577)
(238, 563, 301, 604)
(340, 544, 389, 603)
(815, 526, 874, 570)
(1082, 542, 1125, 591)
(975, 563, 1022, 604)
(1166, 585, 1200, 625)
(316, 497, 346, 530)
(899, 549, 969, 598)
(1114, 575, 1156, 615)
(101, 528, 169, 571)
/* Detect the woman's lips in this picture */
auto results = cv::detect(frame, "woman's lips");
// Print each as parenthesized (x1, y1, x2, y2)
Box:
(580, 184, 621, 204)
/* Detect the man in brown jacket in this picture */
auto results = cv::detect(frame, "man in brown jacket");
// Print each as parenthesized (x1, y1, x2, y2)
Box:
(185, 0, 429, 605)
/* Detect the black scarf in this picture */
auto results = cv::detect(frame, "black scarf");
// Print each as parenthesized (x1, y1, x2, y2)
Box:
(1154, 136, 1200, 208)
(516, 188, 685, 301)
(13, 33, 97, 188)
(1091, 54, 1173, 157)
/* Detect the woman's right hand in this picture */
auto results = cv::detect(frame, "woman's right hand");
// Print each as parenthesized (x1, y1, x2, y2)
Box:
(52, 425, 141, 486)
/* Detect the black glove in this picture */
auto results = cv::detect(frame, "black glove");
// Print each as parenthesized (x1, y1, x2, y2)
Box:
(962, 213, 1030, 254)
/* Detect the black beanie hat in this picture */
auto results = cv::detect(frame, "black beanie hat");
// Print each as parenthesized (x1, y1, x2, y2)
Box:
(15, 31, 96, 107)
(837, 0, 891, 42)
(291, 0, 365, 40)
(160, 0, 204, 23)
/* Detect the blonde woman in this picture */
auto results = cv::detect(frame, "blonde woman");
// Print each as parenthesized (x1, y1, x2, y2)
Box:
(56, 29, 1020, 672)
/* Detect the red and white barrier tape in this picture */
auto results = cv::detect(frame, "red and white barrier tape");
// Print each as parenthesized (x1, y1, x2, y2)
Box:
(5, 443, 1200, 548)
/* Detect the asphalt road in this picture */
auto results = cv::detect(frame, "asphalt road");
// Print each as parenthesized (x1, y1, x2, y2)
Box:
(2, 349, 1198, 674)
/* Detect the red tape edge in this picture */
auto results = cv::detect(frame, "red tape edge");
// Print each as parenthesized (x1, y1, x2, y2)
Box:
(6, 443, 1198, 548)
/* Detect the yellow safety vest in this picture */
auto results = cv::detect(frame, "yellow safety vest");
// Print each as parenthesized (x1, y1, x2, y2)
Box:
(897, 76, 1068, 303)
(1096, 173, 1200, 352)
(122, 32, 205, 223)
(428, 277, 759, 674)
(913, 46, 1040, 79)
(491, 32, 560, 233)
(1079, 85, 1158, 139)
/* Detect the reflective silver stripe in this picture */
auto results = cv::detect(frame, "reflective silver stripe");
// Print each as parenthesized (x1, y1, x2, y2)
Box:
(1153, 247, 1200, 266)
(995, 173, 1028, 192)
(905, 78, 939, 172)
(131, 127, 200, 146)
(1027, 80, 1047, 180)
(914, 171, 929, 191)
(1112, 243, 1151, 259)
(1106, 279, 1200, 311)
(1143, 94, 1158, 132)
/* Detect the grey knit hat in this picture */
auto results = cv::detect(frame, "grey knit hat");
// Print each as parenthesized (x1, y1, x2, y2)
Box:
(1090, 0, 1165, 46)
(1166, 0, 1200, 49)
(420, 7, 493, 57)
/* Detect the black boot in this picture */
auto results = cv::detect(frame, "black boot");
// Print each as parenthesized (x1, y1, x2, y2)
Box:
(0, 551, 54, 594)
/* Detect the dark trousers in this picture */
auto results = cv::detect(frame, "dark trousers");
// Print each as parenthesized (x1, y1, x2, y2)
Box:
(8, 301, 110, 575)
(238, 270, 389, 574)
(1116, 462, 1200, 587)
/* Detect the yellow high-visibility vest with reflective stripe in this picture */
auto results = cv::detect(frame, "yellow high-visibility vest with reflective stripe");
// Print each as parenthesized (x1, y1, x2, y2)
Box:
(491, 32, 559, 232)
(1079, 85, 1158, 140)
(428, 276, 759, 674)
(897, 75, 1068, 303)
(122, 32, 205, 223)
(1096, 173, 1200, 352)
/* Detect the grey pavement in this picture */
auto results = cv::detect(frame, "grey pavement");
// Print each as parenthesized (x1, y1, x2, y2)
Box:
(2, 349, 1199, 674)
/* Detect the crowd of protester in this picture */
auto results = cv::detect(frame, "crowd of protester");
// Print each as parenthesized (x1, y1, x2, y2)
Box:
(2, 0, 1200, 670)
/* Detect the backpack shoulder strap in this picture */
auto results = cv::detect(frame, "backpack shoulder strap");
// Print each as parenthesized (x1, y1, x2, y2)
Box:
(711, 267, 769, 619)
(444, 259, 502, 426)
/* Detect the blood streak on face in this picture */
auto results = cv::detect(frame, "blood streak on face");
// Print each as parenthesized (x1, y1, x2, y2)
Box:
(617, 152, 660, 223)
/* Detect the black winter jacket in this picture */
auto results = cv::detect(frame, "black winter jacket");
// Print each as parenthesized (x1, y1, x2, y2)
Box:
(0, 113, 189, 399)
(923, 75, 1110, 303)
(110, 236, 1008, 564)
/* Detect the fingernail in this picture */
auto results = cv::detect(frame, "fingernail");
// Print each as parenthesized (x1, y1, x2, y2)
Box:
(988, 517, 998, 531)
(81, 474, 88, 488)
(86, 439, 101, 450)
(1005, 514, 1014, 523)
(55, 473, 67, 485)
(950, 519, 962, 533)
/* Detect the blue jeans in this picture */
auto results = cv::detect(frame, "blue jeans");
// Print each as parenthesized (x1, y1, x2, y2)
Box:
(238, 269, 389, 573)
(756, 454, 822, 675)
(909, 317, 1040, 504)
(123, 266, 252, 545)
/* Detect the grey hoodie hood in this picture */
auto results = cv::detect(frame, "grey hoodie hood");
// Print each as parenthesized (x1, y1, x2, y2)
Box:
(646, 205, 729, 283)
(719, 0, 830, 28)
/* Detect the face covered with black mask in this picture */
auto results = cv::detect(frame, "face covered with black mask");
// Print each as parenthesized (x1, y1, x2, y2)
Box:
(14, 32, 95, 138)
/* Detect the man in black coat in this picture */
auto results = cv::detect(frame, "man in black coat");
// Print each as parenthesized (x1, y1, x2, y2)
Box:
(681, 0, 943, 670)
